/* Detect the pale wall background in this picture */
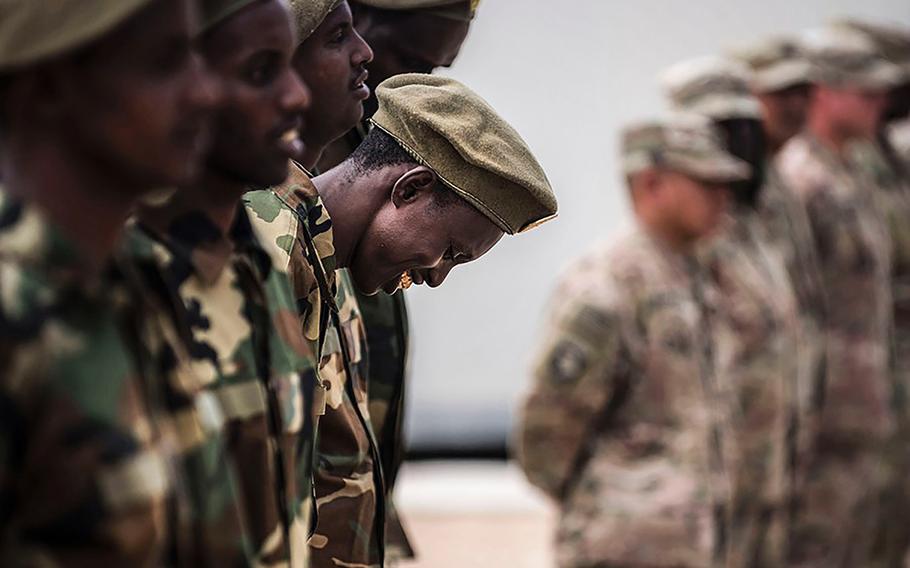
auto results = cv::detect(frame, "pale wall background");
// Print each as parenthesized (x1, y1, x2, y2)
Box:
(403, 0, 910, 451)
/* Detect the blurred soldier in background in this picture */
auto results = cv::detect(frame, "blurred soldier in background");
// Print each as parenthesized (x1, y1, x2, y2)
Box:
(246, 73, 556, 567)
(518, 114, 745, 568)
(833, 18, 910, 566)
(315, 0, 479, 562)
(0, 0, 226, 565)
(663, 55, 801, 567)
(124, 0, 318, 565)
(776, 25, 904, 567)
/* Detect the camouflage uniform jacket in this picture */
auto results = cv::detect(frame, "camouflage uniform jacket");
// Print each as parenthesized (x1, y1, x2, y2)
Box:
(127, 202, 318, 567)
(889, 118, 910, 169)
(699, 207, 801, 568)
(245, 163, 386, 568)
(777, 132, 895, 566)
(0, 191, 192, 566)
(518, 229, 722, 568)
(318, 122, 414, 562)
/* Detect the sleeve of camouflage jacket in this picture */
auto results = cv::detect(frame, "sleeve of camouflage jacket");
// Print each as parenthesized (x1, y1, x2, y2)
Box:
(517, 275, 628, 500)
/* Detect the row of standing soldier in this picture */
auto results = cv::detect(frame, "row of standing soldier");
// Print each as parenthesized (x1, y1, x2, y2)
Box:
(518, 18, 910, 568)
(0, 0, 560, 567)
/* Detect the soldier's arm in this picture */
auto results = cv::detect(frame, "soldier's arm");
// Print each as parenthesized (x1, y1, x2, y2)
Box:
(516, 291, 626, 500)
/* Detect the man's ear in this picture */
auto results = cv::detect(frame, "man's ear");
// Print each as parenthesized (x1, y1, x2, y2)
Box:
(391, 166, 438, 208)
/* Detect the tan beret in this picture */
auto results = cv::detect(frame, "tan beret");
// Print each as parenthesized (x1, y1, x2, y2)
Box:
(201, 0, 265, 31)
(0, 0, 151, 70)
(371, 74, 557, 235)
(733, 36, 813, 93)
(290, 0, 343, 41)
(800, 26, 903, 89)
(661, 55, 762, 120)
(834, 19, 910, 82)
(355, 0, 478, 21)
(622, 113, 751, 183)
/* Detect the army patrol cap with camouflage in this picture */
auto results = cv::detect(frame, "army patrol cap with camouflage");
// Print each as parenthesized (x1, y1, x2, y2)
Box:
(355, 0, 479, 21)
(371, 73, 558, 234)
(621, 114, 752, 183)
(800, 25, 904, 89)
(661, 55, 762, 120)
(734, 36, 813, 93)
(0, 0, 151, 70)
(834, 19, 910, 82)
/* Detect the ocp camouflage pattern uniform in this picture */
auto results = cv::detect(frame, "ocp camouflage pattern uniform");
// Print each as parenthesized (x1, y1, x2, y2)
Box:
(0, 190, 223, 566)
(245, 164, 386, 568)
(698, 208, 800, 568)
(777, 131, 895, 566)
(518, 231, 722, 568)
(125, 202, 318, 567)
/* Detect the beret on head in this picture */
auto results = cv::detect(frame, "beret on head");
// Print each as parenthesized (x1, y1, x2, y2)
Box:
(621, 113, 751, 183)
(0, 0, 151, 70)
(800, 26, 903, 89)
(661, 55, 762, 121)
(200, 0, 266, 32)
(371, 73, 557, 235)
(290, 0, 343, 41)
(355, 0, 478, 21)
(733, 35, 813, 93)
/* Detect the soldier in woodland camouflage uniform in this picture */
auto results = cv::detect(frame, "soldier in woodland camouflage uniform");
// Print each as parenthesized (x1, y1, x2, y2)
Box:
(0, 0, 240, 565)
(246, 74, 557, 567)
(315, 2, 479, 560)
(518, 115, 747, 568)
(123, 1, 318, 566)
(776, 25, 905, 566)
(662, 56, 801, 567)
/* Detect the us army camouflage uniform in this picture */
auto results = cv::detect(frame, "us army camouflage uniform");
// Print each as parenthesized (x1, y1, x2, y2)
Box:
(0, 190, 214, 566)
(518, 230, 723, 568)
(319, 122, 415, 563)
(777, 132, 895, 566)
(848, 136, 910, 566)
(891, 119, 910, 167)
(125, 202, 318, 567)
(698, 207, 800, 568)
(245, 163, 387, 568)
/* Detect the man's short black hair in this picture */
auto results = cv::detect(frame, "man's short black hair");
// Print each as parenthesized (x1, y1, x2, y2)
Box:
(348, 127, 458, 208)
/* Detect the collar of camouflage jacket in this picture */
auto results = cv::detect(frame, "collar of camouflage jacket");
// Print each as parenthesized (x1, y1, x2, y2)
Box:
(0, 188, 104, 289)
(135, 201, 272, 287)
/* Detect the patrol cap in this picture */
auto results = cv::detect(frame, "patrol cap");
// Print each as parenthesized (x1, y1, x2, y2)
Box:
(354, 0, 478, 21)
(621, 114, 752, 183)
(833, 19, 910, 83)
(290, 0, 343, 41)
(661, 55, 762, 120)
(0, 0, 151, 71)
(800, 26, 903, 89)
(733, 36, 813, 93)
(371, 73, 557, 235)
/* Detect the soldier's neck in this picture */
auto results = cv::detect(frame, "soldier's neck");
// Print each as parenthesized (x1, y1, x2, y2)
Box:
(1, 138, 134, 270)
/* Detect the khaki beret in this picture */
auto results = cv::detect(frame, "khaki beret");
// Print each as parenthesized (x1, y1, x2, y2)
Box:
(834, 19, 910, 82)
(733, 36, 813, 93)
(355, 0, 478, 21)
(290, 0, 343, 41)
(661, 55, 762, 120)
(0, 0, 151, 70)
(800, 26, 903, 89)
(371, 73, 557, 235)
(621, 114, 751, 184)
(201, 0, 265, 31)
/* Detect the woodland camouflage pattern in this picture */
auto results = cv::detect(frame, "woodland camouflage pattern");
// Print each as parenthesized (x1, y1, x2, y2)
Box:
(777, 132, 896, 566)
(124, 203, 318, 567)
(518, 230, 721, 568)
(245, 164, 386, 567)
